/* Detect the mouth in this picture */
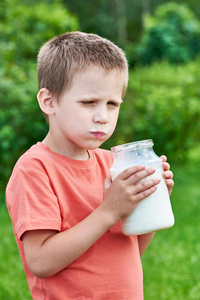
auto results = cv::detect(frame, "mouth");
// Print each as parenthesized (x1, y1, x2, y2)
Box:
(89, 130, 107, 139)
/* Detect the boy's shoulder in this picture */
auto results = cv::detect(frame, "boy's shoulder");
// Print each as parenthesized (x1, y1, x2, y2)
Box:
(16, 142, 48, 165)
(6, 143, 48, 191)
(13, 143, 55, 175)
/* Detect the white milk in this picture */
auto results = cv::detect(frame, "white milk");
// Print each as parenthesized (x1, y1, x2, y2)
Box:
(110, 166, 175, 235)
(110, 139, 175, 236)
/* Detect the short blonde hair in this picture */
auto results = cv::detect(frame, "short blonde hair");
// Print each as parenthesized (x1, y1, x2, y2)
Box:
(37, 31, 128, 98)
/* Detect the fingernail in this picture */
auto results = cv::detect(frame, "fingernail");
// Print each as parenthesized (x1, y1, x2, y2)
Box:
(139, 165, 145, 170)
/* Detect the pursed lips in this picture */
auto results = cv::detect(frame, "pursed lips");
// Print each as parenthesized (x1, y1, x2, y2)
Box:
(89, 129, 107, 138)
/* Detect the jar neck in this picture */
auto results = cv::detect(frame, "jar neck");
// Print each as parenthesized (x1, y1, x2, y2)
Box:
(111, 139, 161, 167)
(111, 139, 153, 155)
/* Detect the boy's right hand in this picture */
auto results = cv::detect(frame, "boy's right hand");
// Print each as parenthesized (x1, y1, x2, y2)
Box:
(101, 165, 160, 226)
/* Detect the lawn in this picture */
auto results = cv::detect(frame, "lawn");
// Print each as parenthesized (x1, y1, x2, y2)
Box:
(142, 163, 200, 300)
(0, 198, 31, 300)
(0, 162, 200, 299)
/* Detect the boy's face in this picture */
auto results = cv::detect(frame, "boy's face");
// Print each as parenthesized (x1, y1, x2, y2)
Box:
(48, 66, 126, 159)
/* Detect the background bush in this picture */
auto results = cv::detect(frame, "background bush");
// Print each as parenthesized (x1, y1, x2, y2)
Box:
(1, 1, 200, 194)
(134, 3, 200, 65)
(0, 0, 78, 192)
(104, 59, 200, 162)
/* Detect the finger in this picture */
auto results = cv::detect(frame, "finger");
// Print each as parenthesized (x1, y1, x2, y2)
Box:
(133, 177, 160, 194)
(163, 170, 173, 180)
(132, 185, 158, 203)
(162, 161, 170, 171)
(165, 179, 174, 188)
(160, 155, 167, 162)
(165, 179, 174, 196)
(118, 165, 146, 180)
(126, 167, 157, 185)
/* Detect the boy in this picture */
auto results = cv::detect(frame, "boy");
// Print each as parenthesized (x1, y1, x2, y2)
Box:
(6, 31, 174, 299)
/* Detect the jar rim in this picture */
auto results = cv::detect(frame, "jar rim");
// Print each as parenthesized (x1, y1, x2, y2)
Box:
(111, 139, 154, 153)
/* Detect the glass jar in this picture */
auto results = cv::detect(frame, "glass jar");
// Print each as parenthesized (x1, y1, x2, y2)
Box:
(110, 139, 175, 236)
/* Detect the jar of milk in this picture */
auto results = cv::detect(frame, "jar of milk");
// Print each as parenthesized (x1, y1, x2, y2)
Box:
(110, 139, 175, 236)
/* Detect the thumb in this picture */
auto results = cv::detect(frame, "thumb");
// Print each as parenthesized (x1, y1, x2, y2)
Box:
(104, 175, 112, 190)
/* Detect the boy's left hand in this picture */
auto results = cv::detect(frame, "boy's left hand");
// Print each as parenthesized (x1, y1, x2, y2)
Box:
(160, 155, 174, 196)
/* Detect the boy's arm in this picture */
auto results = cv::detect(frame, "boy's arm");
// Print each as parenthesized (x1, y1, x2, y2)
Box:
(23, 165, 160, 279)
(22, 205, 116, 278)
(138, 155, 174, 256)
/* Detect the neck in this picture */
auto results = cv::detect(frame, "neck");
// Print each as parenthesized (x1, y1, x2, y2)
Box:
(42, 134, 89, 161)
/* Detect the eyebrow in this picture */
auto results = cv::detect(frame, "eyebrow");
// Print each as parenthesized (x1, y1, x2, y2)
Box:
(78, 95, 123, 104)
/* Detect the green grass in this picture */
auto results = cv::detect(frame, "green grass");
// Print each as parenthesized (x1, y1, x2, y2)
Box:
(0, 163, 200, 299)
(0, 199, 31, 300)
(142, 163, 200, 299)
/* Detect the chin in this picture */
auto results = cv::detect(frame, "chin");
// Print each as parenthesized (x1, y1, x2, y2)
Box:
(86, 141, 106, 150)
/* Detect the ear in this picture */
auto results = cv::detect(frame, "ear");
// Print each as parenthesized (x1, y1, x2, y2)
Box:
(37, 88, 55, 116)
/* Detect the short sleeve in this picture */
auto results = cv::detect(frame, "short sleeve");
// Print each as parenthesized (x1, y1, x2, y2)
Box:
(6, 159, 62, 240)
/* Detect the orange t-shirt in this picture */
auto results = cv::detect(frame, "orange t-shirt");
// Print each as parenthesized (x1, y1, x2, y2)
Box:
(6, 142, 143, 300)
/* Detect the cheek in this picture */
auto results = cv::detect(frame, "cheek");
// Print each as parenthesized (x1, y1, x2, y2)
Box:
(108, 111, 119, 133)
(111, 110, 119, 125)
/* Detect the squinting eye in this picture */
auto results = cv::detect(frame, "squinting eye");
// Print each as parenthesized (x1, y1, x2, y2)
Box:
(81, 101, 95, 105)
(108, 101, 119, 107)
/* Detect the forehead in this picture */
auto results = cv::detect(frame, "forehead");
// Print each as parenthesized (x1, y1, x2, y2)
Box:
(72, 66, 128, 91)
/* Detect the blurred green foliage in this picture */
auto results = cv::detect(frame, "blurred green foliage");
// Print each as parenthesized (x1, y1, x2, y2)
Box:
(1, 0, 200, 194)
(104, 59, 200, 162)
(0, 0, 78, 191)
(64, 1, 200, 67)
(0, 0, 78, 63)
(135, 3, 200, 64)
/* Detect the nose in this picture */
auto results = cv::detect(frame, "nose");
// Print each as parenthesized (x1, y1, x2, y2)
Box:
(93, 106, 109, 124)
